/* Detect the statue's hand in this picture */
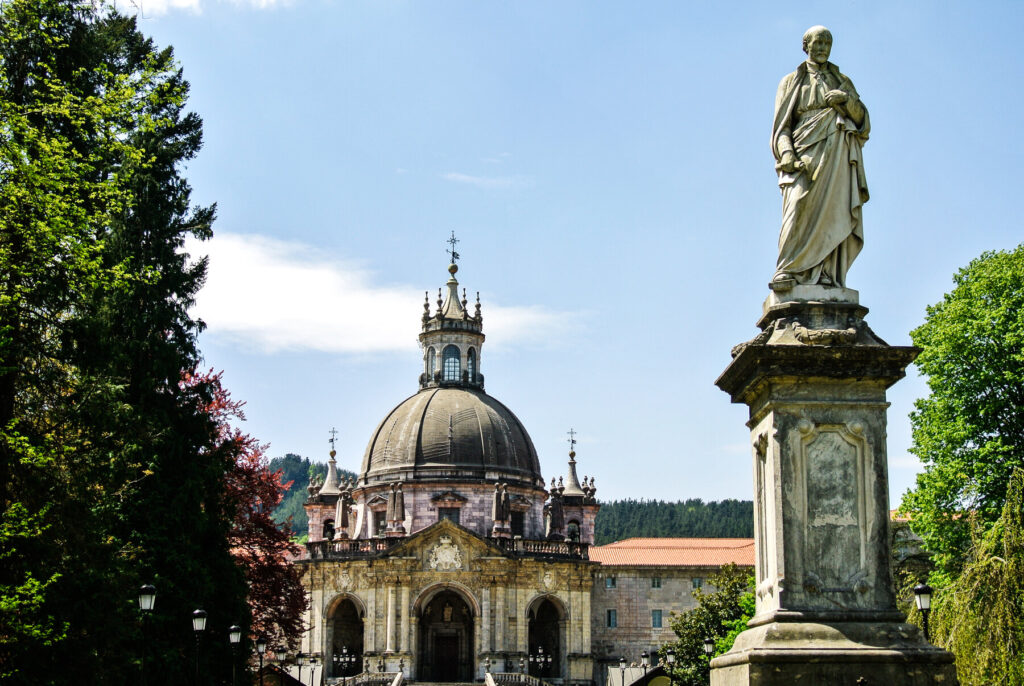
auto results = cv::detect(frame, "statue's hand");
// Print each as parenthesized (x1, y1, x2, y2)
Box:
(779, 151, 803, 173)
(825, 89, 848, 107)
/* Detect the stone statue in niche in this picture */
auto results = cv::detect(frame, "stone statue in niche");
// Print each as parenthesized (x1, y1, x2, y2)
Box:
(772, 26, 869, 290)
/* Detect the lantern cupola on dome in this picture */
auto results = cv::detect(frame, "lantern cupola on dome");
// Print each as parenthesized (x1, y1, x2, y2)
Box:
(419, 231, 485, 391)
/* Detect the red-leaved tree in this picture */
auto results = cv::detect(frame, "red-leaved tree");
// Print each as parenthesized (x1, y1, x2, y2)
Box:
(191, 369, 308, 652)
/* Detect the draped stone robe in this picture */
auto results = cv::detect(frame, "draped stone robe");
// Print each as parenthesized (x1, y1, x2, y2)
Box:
(772, 61, 870, 287)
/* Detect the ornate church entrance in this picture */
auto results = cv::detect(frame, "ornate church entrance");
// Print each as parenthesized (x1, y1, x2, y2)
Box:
(327, 597, 364, 680)
(418, 589, 474, 682)
(528, 597, 563, 680)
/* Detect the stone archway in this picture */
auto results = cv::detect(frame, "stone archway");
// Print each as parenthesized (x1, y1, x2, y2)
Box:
(417, 589, 475, 682)
(327, 596, 364, 680)
(528, 596, 565, 680)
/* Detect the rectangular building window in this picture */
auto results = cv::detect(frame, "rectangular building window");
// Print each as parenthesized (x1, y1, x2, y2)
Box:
(651, 577, 662, 589)
(605, 576, 617, 589)
(692, 577, 703, 590)
(511, 511, 525, 537)
(438, 507, 461, 525)
(373, 510, 386, 536)
(651, 610, 663, 628)
(606, 609, 617, 628)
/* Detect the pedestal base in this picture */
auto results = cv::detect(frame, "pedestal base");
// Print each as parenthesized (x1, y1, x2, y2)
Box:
(711, 622, 958, 686)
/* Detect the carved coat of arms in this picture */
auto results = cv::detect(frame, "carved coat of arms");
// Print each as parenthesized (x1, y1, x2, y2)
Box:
(428, 535, 463, 571)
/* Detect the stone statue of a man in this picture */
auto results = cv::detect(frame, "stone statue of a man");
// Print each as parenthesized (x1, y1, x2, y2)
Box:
(772, 26, 869, 288)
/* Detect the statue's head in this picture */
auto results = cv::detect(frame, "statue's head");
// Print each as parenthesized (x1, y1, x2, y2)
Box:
(801, 25, 832, 64)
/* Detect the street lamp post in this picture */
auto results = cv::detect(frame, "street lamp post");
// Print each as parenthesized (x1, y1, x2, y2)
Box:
(137, 585, 156, 686)
(703, 639, 715, 684)
(333, 646, 358, 686)
(192, 610, 207, 686)
(641, 651, 649, 675)
(914, 583, 934, 642)
(519, 657, 525, 674)
(229, 625, 242, 686)
(530, 646, 552, 677)
(618, 656, 626, 686)
(296, 652, 306, 686)
(255, 637, 267, 686)
(665, 649, 676, 686)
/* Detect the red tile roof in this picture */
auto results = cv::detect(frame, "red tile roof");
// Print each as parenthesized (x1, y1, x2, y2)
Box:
(590, 537, 755, 567)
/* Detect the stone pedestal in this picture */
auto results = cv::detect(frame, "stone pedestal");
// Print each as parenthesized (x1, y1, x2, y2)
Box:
(712, 289, 957, 685)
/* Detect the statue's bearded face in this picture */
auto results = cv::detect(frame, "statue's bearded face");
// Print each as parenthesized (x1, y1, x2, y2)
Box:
(805, 32, 832, 64)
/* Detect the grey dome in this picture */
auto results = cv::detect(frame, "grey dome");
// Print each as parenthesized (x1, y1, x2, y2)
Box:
(360, 387, 543, 487)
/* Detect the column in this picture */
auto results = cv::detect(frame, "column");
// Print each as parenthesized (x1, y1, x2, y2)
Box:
(495, 584, 506, 653)
(365, 585, 376, 653)
(481, 585, 491, 653)
(386, 583, 396, 653)
(399, 584, 411, 653)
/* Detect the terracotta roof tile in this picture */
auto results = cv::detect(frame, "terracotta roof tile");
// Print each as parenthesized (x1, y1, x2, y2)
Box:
(590, 537, 755, 567)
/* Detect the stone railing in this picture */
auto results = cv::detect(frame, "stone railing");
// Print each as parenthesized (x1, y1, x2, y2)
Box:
(345, 672, 401, 686)
(487, 537, 590, 561)
(306, 538, 402, 560)
(307, 536, 588, 561)
(489, 672, 555, 686)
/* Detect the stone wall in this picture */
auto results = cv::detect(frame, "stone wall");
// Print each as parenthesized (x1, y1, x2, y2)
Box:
(590, 566, 724, 686)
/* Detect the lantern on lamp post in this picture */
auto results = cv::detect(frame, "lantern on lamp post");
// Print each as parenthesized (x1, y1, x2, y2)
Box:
(914, 583, 934, 641)
(191, 610, 207, 686)
(228, 625, 242, 686)
(255, 637, 267, 686)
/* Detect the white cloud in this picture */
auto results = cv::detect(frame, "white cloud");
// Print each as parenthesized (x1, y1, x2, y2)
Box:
(442, 172, 531, 190)
(187, 232, 574, 354)
(116, 0, 290, 15)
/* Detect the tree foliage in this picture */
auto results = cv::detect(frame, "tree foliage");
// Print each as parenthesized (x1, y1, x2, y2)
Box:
(594, 499, 753, 544)
(659, 564, 754, 686)
(0, 2, 296, 682)
(214, 377, 308, 649)
(917, 468, 1024, 685)
(268, 454, 354, 537)
(901, 245, 1024, 577)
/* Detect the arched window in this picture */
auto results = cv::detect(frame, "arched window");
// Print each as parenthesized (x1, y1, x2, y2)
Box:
(442, 345, 460, 381)
(323, 519, 336, 541)
(427, 347, 436, 375)
(567, 520, 581, 542)
(467, 348, 477, 383)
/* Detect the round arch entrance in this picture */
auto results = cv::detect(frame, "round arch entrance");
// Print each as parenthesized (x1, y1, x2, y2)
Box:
(417, 589, 475, 682)
(326, 596, 364, 680)
(528, 596, 565, 680)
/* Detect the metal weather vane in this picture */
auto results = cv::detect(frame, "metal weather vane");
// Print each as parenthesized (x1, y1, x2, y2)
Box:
(329, 427, 339, 451)
(567, 428, 577, 452)
(447, 231, 460, 264)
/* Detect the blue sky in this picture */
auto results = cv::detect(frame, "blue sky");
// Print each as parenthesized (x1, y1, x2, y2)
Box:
(132, 1, 1023, 506)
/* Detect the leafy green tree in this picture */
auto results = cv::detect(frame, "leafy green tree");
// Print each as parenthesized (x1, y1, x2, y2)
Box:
(659, 564, 754, 686)
(901, 245, 1024, 578)
(0, 2, 268, 683)
(914, 468, 1024, 685)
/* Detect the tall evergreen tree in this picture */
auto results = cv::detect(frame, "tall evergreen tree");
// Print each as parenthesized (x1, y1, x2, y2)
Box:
(0, 2, 287, 682)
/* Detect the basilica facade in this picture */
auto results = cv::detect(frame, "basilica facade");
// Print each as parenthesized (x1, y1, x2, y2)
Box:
(293, 258, 753, 686)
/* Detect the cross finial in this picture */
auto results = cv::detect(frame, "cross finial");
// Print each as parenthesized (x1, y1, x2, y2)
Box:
(329, 427, 339, 450)
(567, 428, 577, 452)
(447, 231, 460, 264)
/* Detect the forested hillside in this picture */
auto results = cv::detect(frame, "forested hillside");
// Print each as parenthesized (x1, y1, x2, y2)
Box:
(269, 454, 356, 536)
(594, 498, 753, 544)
